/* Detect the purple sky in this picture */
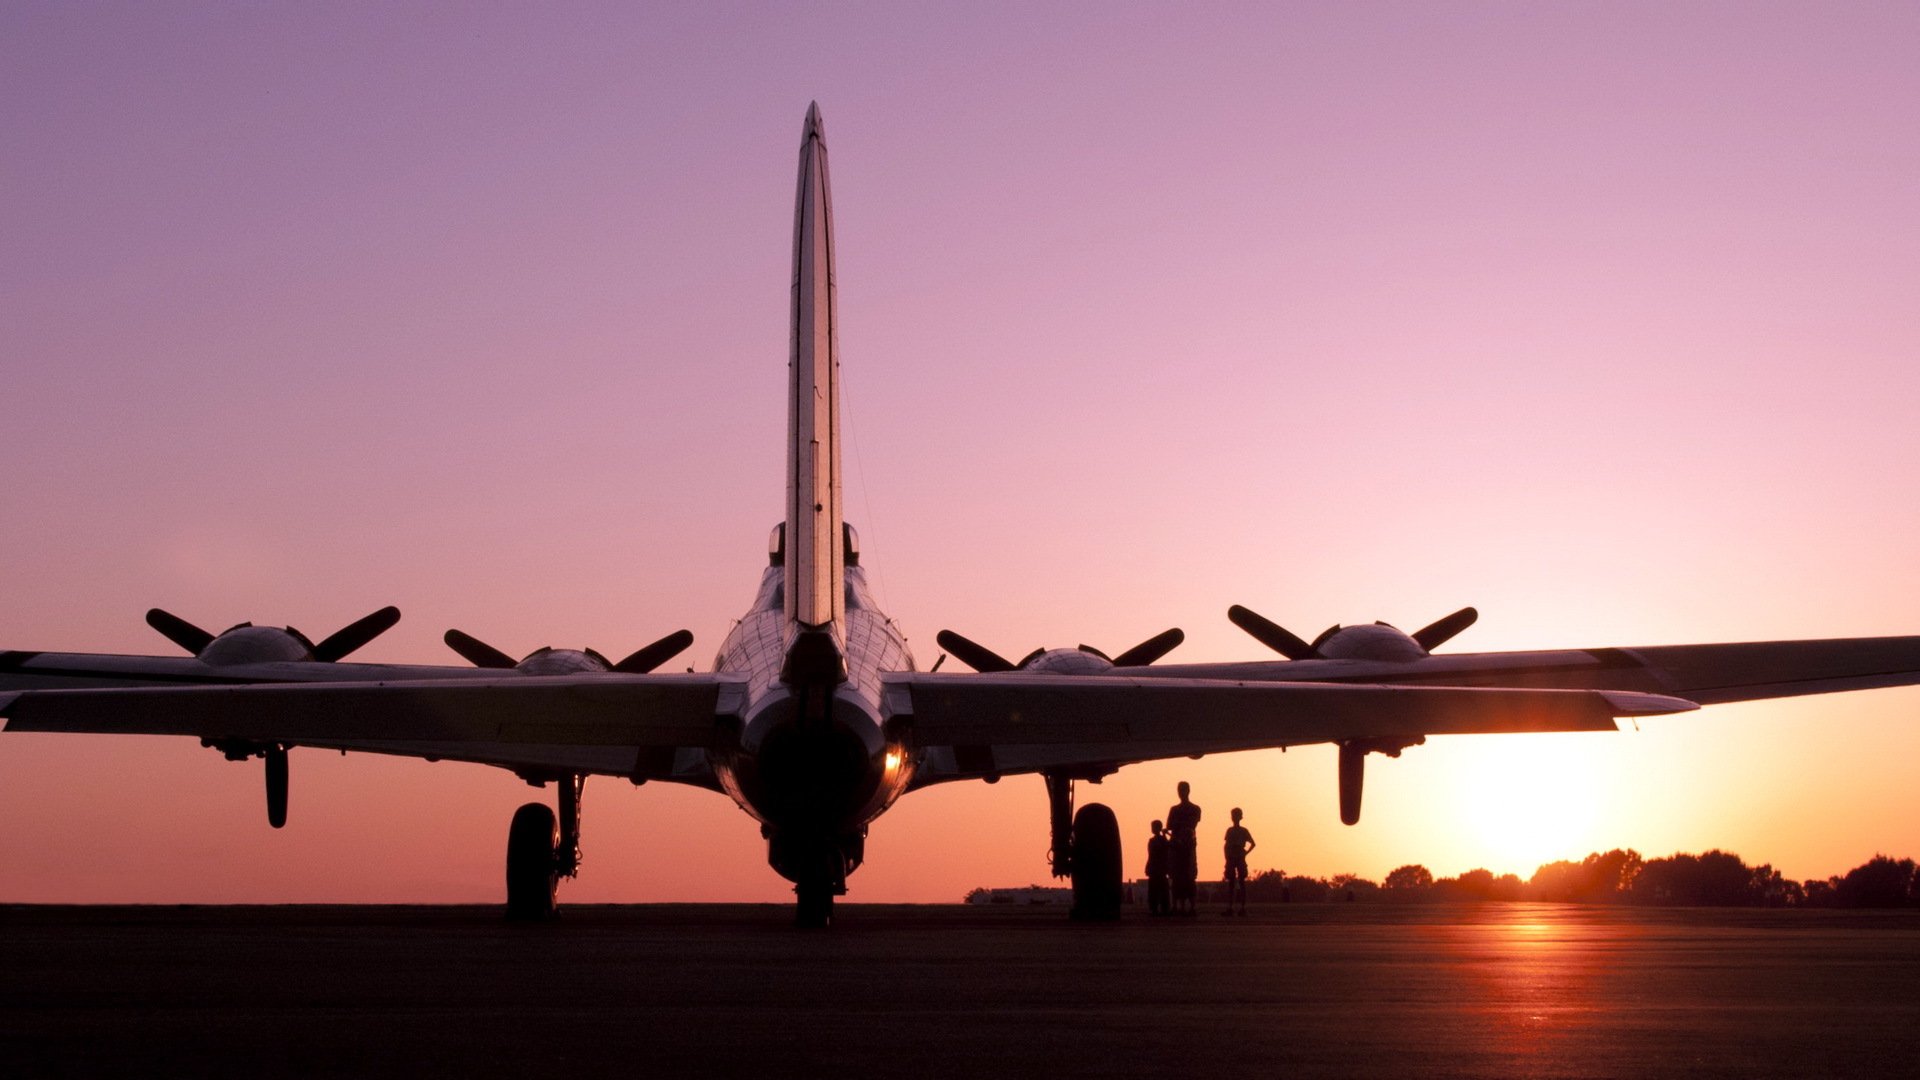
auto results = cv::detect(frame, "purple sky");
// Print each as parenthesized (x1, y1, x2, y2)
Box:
(4, 2, 1918, 901)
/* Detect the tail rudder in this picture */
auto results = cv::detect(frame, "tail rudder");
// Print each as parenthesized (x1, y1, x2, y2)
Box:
(785, 101, 845, 633)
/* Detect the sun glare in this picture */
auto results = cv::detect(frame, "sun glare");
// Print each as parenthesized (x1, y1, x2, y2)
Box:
(1452, 737, 1605, 876)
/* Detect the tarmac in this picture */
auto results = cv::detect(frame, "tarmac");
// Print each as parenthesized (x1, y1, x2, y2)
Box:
(4, 901, 1918, 1078)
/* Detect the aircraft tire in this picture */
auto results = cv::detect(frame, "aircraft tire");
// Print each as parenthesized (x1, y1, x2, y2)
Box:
(795, 880, 834, 928)
(1069, 802, 1123, 921)
(505, 802, 559, 921)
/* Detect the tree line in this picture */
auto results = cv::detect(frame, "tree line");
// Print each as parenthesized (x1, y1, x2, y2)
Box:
(1239, 851, 1920, 908)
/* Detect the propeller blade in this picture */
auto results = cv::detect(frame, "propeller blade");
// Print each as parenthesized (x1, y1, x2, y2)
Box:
(444, 628, 519, 669)
(935, 630, 1017, 673)
(612, 629, 695, 674)
(1227, 605, 1319, 660)
(313, 606, 402, 662)
(1110, 627, 1185, 667)
(146, 608, 215, 655)
(1411, 606, 1478, 652)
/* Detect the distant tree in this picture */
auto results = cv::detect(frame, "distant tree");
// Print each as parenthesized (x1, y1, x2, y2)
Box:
(1384, 864, 1434, 897)
(1632, 850, 1756, 906)
(1801, 877, 1839, 908)
(1287, 874, 1331, 904)
(1246, 869, 1289, 902)
(1835, 855, 1917, 908)
(1427, 868, 1491, 902)
(1580, 849, 1643, 901)
(1529, 859, 1581, 902)
(1490, 872, 1525, 902)
(1329, 873, 1380, 901)
(1453, 868, 1496, 898)
(1748, 864, 1793, 907)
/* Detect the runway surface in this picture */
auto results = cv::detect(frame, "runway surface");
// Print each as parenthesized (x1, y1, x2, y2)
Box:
(4, 902, 1918, 1078)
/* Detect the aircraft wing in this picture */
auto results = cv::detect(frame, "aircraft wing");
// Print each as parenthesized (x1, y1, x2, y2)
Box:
(883, 673, 1695, 781)
(1124, 635, 1920, 704)
(0, 675, 746, 784)
(0, 650, 505, 692)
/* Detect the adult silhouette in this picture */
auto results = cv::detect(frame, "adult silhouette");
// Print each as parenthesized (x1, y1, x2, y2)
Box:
(1166, 781, 1202, 915)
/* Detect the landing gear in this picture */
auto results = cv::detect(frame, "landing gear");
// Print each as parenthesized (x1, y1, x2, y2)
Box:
(1043, 770, 1122, 921)
(201, 738, 292, 828)
(769, 830, 857, 928)
(505, 803, 558, 920)
(1068, 803, 1122, 921)
(504, 774, 586, 922)
(1044, 771, 1075, 878)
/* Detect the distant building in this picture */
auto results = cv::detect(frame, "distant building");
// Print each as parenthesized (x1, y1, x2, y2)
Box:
(966, 884, 1156, 906)
(965, 885, 1074, 906)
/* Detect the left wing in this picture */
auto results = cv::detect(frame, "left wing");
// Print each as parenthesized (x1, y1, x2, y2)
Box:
(0, 675, 746, 783)
(884, 673, 1694, 781)
(1124, 635, 1920, 704)
(0, 649, 508, 691)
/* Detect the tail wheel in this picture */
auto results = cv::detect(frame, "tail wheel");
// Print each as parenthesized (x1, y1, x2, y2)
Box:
(1069, 802, 1123, 921)
(505, 802, 559, 921)
(795, 879, 834, 929)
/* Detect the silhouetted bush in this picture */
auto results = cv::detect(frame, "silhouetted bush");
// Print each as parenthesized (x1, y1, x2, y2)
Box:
(1384, 864, 1433, 900)
(1101, 849, 1918, 909)
(1834, 855, 1917, 908)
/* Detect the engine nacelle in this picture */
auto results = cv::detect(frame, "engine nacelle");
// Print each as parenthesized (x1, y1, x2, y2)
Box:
(514, 647, 612, 676)
(1019, 648, 1114, 676)
(1313, 623, 1429, 663)
(198, 625, 317, 666)
(1338, 743, 1365, 826)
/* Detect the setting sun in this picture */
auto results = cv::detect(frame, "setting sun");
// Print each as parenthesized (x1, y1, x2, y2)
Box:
(1451, 737, 1606, 876)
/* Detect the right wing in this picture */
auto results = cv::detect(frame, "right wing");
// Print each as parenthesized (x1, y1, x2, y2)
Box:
(0, 675, 747, 784)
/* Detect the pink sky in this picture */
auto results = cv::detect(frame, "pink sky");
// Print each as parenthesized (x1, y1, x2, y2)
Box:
(4, 2, 1919, 902)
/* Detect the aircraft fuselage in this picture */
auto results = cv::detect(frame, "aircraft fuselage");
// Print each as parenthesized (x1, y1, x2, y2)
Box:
(709, 560, 916, 887)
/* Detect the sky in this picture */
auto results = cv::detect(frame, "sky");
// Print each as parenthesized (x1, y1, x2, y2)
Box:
(3, 1, 1918, 903)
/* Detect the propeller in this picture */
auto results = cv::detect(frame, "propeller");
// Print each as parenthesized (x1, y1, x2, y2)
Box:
(1107, 627, 1187, 667)
(443, 627, 695, 674)
(1410, 606, 1478, 652)
(146, 608, 216, 655)
(1227, 605, 1479, 657)
(934, 627, 1185, 672)
(146, 605, 401, 661)
(1226, 605, 1320, 660)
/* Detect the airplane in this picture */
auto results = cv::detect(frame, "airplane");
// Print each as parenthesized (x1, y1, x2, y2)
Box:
(6, 103, 1920, 926)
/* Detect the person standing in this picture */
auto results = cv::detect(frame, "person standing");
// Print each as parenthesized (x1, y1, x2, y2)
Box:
(1145, 820, 1171, 916)
(1222, 807, 1256, 915)
(1166, 781, 1202, 915)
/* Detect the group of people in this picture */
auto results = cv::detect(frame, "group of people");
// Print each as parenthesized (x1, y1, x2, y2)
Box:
(1144, 781, 1256, 916)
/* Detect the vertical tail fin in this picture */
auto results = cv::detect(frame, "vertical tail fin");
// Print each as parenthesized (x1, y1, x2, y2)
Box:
(786, 102, 844, 632)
